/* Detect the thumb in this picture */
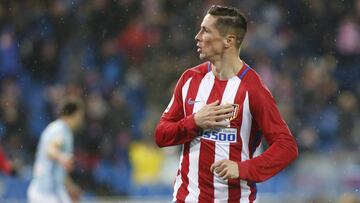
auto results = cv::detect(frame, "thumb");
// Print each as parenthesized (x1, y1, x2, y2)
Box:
(208, 100, 219, 106)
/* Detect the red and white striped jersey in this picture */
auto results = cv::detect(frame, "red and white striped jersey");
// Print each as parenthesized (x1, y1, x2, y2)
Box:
(155, 62, 298, 203)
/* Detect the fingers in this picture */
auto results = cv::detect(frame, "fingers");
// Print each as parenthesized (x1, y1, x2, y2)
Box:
(212, 120, 230, 128)
(218, 168, 228, 178)
(215, 163, 227, 174)
(209, 106, 234, 122)
(211, 160, 239, 180)
(213, 163, 228, 179)
(212, 104, 233, 111)
(196, 101, 235, 129)
(210, 160, 225, 172)
(213, 106, 234, 115)
(214, 111, 234, 121)
(208, 100, 220, 106)
(204, 102, 234, 116)
(207, 101, 233, 110)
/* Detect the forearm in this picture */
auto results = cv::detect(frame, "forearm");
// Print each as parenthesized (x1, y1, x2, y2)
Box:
(65, 176, 80, 192)
(237, 133, 298, 182)
(66, 176, 81, 201)
(47, 137, 73, 172)
(155, 114, 200, 147)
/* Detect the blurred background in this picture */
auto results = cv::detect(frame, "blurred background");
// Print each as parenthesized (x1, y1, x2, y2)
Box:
(0, 0, 359, 202)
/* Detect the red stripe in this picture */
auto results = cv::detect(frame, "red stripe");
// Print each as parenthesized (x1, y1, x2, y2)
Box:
(228, 81, 247, 202)
(198, 139, 216, 203)
(247, 120, 259, 201)
(228, 135, 242, 202)
(247, 181, 257, 202)
(198, 80, 227, 203)
(176, 68, 205, 202)
(248, 120, 258, 158)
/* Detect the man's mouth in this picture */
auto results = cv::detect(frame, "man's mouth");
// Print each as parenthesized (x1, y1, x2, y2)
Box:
(197, 44, 202, 53)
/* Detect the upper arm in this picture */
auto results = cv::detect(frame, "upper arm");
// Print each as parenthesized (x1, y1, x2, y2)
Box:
(47, 132, 64, 154)
(160, 71, 189, 122)
(248, 74, 292, 144)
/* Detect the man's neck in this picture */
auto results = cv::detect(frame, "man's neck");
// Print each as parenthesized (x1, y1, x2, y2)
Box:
(210, 53, 244, 80)
(61, 117, 74, 131)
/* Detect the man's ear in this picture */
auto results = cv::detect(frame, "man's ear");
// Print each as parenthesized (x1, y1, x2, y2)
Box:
(225, 35, 236, 48)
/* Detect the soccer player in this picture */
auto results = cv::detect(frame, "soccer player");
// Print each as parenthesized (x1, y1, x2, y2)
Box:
(155, 5, 298, 203)
(27, 99, 83, 203)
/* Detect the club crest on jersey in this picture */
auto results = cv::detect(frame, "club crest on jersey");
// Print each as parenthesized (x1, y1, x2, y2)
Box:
(230, 104, 239, 121)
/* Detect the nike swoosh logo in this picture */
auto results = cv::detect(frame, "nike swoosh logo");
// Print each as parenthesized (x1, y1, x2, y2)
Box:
(187, 98, 200, 105)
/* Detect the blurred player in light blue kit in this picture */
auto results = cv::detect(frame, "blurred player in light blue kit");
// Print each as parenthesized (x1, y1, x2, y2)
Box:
(27, 99, 84, 203)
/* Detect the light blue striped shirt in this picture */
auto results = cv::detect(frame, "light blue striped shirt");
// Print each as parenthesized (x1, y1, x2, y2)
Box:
(29, 119, 73, 194)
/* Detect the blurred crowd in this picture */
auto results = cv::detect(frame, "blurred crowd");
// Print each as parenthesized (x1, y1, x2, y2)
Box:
(0, 0, 359, 201)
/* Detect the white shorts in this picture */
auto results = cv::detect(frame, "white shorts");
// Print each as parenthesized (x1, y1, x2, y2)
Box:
(27, 185, 71, 203)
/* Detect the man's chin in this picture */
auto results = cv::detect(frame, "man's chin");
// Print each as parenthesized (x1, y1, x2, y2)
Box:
(199, 54, 207, 60)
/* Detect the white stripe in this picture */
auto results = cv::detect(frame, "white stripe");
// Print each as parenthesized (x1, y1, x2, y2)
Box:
(173, 77, 192, 200)
(182, 77, 192, 116)
(220, 77, 241, 110)
(185, 71, 214, 202)
(213, 76, 241, 201)
(213, 143, 230, 201)
(240, 92, 251, 160)
(164, 95, 174, 113)
(192, 72, 214, 113)
(253, 143, 263, 157)
(172, 146, 184, 201)
(240, 91, 252, 201)
(240, 184, 251, 203)
(182, 77, 192, 103)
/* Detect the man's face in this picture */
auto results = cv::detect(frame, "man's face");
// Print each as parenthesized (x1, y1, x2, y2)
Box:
(72, 110, 84, 131)
(195, 14, 225, 60)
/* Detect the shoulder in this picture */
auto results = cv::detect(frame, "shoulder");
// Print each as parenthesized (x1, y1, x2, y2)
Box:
(241, 65, 274, 103)
(181, 62, 211, 80)
(49, 120, 65, 131)
(42, 120, 66, 137)
(241, 66, 276, 110)
(242, 66, 268, 92)
(242, 66, 261, 84)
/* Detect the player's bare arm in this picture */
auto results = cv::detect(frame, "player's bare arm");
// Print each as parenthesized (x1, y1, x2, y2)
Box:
(47, 137, 73, 172)
(65, 176, 82, 201)
(194, 100, 234, 129)
(210, 159, 239, 179)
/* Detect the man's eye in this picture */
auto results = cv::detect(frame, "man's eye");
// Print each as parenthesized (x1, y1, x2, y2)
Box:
(200, 27, 208, 33)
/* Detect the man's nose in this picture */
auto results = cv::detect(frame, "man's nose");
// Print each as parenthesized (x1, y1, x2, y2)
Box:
(195, 32, 201, 41)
